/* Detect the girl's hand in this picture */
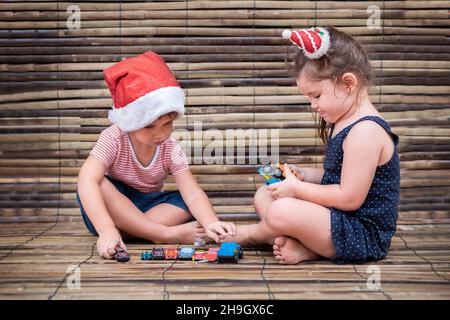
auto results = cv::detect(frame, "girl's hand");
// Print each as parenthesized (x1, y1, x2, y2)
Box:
(286, 164, 305, 181)
(96, 227, 127, 259)
(205, 221, 236, 243)
(267, 163, 301, 199)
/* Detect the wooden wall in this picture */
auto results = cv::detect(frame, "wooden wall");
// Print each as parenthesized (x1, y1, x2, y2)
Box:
(0, 1, 449, 225)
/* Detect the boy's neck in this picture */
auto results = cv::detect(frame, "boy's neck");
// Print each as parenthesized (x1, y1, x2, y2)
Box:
(127, 133, 158, 166)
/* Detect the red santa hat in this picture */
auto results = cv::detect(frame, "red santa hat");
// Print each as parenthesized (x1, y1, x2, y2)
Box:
(282, 27, 331, 60)
(103, 51, 185, 132)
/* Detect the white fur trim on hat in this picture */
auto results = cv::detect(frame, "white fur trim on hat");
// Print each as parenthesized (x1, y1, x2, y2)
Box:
(108, 86, 185, 132)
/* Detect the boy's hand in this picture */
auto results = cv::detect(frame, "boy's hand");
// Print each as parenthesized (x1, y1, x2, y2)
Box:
(205, 221, 236, 243)
(267, 164, 301, 199)
(96, 227, 127, 259)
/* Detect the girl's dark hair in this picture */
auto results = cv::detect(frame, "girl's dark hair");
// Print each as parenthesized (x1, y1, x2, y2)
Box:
(286, 26, 373, 144)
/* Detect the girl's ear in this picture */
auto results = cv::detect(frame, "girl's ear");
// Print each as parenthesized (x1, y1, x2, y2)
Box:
(341, 72, 358, 94)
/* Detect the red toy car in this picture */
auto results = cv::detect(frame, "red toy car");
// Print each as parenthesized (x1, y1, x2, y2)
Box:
(164, 248, 178, 260)
(206, 248, 219, 263)
(192, 250, 206, 261)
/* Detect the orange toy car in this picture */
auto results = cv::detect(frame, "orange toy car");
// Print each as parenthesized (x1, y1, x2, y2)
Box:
(164, 248, 178, 260)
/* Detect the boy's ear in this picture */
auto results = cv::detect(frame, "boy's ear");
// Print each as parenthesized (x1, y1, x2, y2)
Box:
(341, 72, 358, 93)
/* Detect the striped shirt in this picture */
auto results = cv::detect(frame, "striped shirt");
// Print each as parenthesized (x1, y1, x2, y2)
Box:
(90, 124, 189, 193)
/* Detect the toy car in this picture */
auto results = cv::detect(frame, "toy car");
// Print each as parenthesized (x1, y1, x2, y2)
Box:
(141, 251, 153, 260)
(114, 247, 130, 262)
(217, 242, 243, 263)
(164, 248, 178, 260)
(152, 247, 165, 260)
(192, 250, 207, 261)
(194, 238, 206, 247)
(257, 163, 303, 185)
(258, 163, 285, 185)
(178, 247, 195, 260)
(206, 248, 219, 263)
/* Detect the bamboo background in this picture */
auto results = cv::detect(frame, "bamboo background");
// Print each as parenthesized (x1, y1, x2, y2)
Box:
(0, 1, 449, 225)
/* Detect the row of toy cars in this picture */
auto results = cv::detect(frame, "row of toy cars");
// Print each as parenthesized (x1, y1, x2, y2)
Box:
(140, 242, 243, 263)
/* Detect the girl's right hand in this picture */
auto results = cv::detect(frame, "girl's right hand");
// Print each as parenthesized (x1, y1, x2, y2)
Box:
(96, 227, 127, 259)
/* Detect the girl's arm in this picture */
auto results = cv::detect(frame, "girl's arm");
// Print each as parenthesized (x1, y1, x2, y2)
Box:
(290, 165, 324, 184)
(175, 170, 236, 242)
(270, 123, 384, 211)
(78, 156, 125, 258)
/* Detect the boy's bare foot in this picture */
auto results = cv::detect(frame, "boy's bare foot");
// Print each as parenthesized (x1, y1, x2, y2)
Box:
(169, 221, 206, 245)
(272, 237, 320, 264)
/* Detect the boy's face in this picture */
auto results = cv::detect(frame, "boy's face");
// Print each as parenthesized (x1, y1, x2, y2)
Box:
(131, 112, 177, 146)
(296, 68, 354, 124)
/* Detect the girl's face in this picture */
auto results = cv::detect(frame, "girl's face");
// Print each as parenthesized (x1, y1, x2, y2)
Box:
(296, 69, 354, 124)
(130, 112, 177, 146)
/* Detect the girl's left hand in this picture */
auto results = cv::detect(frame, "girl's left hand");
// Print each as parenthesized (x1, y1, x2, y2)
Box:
(267, 163, 301, 199)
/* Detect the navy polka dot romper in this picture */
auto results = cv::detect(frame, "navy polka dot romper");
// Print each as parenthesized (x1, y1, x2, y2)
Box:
(322, 116, 401, 264)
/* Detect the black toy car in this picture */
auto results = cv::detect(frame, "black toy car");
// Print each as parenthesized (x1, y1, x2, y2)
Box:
(114, 247, 130, 262)
(152, 247, 165, 260)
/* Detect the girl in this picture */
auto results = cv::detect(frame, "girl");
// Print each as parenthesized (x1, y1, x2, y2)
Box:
(77, 51, 236, 260)
(233, 26, 400, 265)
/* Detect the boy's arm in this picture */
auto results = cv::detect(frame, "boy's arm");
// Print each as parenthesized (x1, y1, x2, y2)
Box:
(174, 170, 236, 242)
(78, 156, 125, 258)
(78, 156, 115, 232)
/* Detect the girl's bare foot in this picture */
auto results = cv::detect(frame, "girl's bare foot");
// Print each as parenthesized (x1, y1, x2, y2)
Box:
(168, 221, 206, 244)
(219, 224, 256, 247)
(272, 237, 320, 264)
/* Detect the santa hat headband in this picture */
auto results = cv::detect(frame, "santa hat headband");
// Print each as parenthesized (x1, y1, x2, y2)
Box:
(282, 27, 331, 60)
(103, 51, 185, 132)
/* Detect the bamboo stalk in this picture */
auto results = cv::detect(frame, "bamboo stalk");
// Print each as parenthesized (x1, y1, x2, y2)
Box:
(1, 1, 449, 11)
(2, 18, 450, 29)
(0, 9, 448, 21)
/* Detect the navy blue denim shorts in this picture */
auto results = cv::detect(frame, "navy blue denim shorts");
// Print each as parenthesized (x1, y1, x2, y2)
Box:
(76, 176, 190, 236)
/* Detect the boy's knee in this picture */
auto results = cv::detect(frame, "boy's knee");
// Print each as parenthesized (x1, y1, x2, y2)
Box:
(265, 198, 292, 231)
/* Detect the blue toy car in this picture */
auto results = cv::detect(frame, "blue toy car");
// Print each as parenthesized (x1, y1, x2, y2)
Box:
(217, 242, 243, 263)
(141, 251, 153, 260)
(178, 247, 195, 260)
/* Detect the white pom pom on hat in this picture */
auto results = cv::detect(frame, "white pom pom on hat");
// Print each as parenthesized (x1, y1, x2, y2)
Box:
(282, 27, 331, 60)
(281, 29, 292, 40)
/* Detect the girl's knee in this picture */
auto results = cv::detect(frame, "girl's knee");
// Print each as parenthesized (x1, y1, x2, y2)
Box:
(265, 198, 294, 231)
(253, 186, 268, 202)
(253, 186, 273, 212)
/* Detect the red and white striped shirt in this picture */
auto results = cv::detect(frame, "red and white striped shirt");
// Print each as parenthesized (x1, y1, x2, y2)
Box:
(90, 124, 189, 193)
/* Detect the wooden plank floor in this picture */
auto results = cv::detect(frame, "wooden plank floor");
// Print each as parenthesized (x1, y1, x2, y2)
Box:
(0, 215, 449, 300)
